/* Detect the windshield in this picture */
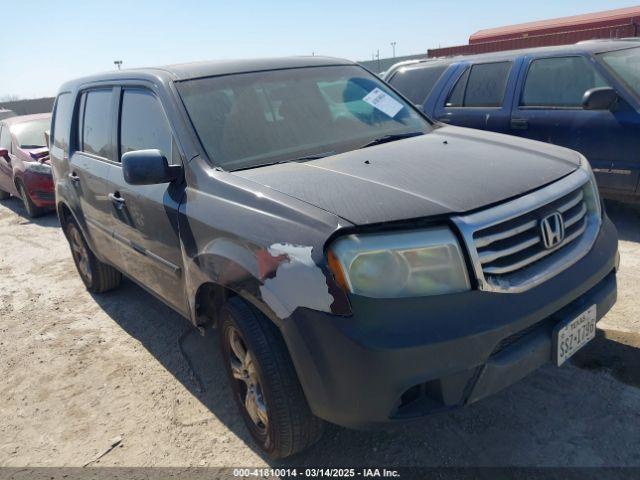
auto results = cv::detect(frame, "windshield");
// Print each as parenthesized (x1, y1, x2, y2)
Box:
(176, 65, 432, 170)
(12, 118, 50, 149)
(598, 47, 640, 97)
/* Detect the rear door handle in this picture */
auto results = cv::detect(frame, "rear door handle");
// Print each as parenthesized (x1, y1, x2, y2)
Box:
(108, 192, 126, 209)
(68, 172, 80, 183)
(511, 118, 529, 130)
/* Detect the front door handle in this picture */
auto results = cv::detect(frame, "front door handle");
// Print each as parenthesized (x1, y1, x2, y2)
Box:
(511, 118, 529, 130)
(108, 192, 126, 210)
(68, 172, 80, 183)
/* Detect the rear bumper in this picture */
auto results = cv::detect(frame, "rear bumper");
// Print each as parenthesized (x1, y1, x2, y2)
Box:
(281, 215, 618, 428)
(22, 171, 55, 207)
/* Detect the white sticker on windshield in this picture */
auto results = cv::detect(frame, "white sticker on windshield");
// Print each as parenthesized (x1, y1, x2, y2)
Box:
(362, 88, 404, 117)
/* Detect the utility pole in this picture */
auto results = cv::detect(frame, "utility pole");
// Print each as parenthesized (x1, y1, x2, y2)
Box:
(114, 60, 123, 70)
(390, 41, 397, 58)
(376, 49, 380, 73)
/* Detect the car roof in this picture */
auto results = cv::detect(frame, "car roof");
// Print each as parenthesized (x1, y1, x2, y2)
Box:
(412, 39, 640, 68)
(383, 58, 433, 79)
(1, 112, 51, 126)
(57, 56, 355, 92)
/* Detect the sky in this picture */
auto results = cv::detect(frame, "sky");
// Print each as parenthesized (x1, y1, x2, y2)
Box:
(2, 0, 639, 98)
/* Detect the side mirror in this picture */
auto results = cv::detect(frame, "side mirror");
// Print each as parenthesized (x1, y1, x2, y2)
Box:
(0, 148, 8, 158)
(121, 149, 182, 186)
(582, 87, 618, 111)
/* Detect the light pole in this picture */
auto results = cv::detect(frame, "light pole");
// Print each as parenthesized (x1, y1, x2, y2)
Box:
(114, 60, 123, 70)
(390, 41, 397, 58)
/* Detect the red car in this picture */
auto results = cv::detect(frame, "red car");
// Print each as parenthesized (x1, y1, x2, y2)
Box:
(0, 113, 53, 217)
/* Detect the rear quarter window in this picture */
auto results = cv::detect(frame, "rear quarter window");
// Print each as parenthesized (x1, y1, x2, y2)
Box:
(388, 64, 448, 105)
(51, 93, 74, 151)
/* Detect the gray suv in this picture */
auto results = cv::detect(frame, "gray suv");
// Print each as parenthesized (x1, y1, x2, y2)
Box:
(50, 57, 619, 458)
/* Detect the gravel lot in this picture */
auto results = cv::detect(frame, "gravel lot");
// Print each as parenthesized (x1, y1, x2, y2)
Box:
(0, 197, 639, 468)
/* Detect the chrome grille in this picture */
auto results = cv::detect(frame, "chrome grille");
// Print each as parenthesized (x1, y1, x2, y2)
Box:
(452, 168, 601, 293)
(476, 187, 587, 275)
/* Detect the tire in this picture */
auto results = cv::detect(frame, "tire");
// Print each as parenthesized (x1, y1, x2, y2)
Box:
(17, 182, 47, 218)
(219, 297, 324, 458)
(65, 218, 122, 293)
(0, 188, 9, 200)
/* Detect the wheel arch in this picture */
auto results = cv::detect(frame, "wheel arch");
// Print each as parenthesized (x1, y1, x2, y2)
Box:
(56, 201, 93, 251)
(193, 281, 237, 328)
(191, 278, 286, 329)
(184, 236, 350, 329)
(57, 201, 74, 227)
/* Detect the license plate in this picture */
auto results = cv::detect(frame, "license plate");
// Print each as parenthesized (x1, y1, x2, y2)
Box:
(554, 305, 597, 366)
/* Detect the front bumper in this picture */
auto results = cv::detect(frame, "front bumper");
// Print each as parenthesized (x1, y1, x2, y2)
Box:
(22, 170, 55, 207)
(281, 215, 618, 429)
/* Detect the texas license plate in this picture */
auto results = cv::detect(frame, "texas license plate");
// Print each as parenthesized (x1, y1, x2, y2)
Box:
(554, 305, 597, 366)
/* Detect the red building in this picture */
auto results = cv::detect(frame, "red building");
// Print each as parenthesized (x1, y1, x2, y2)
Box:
(428, 6, 640, 57)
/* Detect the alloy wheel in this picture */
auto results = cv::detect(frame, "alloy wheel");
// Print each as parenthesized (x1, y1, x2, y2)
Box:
(69, 226, 92, 283)
(226, 327, 269, 433)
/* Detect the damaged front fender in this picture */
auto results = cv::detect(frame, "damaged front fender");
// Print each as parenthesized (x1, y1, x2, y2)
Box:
(178, 176, 352, 326)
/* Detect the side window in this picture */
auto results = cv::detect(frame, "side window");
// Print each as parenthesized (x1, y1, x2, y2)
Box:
(80, 89, 113, 158)
(119, 89, 173, 162)
(464, 62, 512, 107)
(0, 125, 11, 151)
(388, 64, 449, 105)
(446, 62, 511, 108)
(521, 56, 609, 108)
(51, 93, 74, 151)
(446, 68, 469, 107)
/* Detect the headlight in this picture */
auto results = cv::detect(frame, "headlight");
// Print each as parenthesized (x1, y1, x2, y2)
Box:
(25, 162, 52, 175)
(578, 154, 601, 218)
(327, 227, 470, 298)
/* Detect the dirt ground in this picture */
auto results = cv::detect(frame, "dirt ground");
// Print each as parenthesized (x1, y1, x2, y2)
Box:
(0, 197, 639, 468)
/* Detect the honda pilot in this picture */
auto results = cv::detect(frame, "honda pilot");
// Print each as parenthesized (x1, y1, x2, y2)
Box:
(50, 57, 619, 458)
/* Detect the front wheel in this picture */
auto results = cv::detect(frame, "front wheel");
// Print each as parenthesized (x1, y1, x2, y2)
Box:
(219, 297, 324, 459)
(65, 219, 122, 293)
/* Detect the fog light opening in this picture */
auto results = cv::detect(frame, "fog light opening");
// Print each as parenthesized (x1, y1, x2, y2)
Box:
(399, 384, 422, 409)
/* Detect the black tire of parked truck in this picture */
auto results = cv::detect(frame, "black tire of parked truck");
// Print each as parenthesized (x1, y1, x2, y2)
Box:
(64, 218, 122, 293)
(219, 296, 324, 458)
(17, 182, 47, 218)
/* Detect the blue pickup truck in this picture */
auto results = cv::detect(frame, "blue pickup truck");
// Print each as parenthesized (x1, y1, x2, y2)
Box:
(385, 40, 640, 202)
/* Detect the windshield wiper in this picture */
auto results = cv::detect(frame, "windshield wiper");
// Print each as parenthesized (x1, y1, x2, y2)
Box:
(358, 132, 424, 149)
(233, 151, 336, 171)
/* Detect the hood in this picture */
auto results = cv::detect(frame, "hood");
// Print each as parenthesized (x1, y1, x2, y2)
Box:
(234, 126, 581, 225)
